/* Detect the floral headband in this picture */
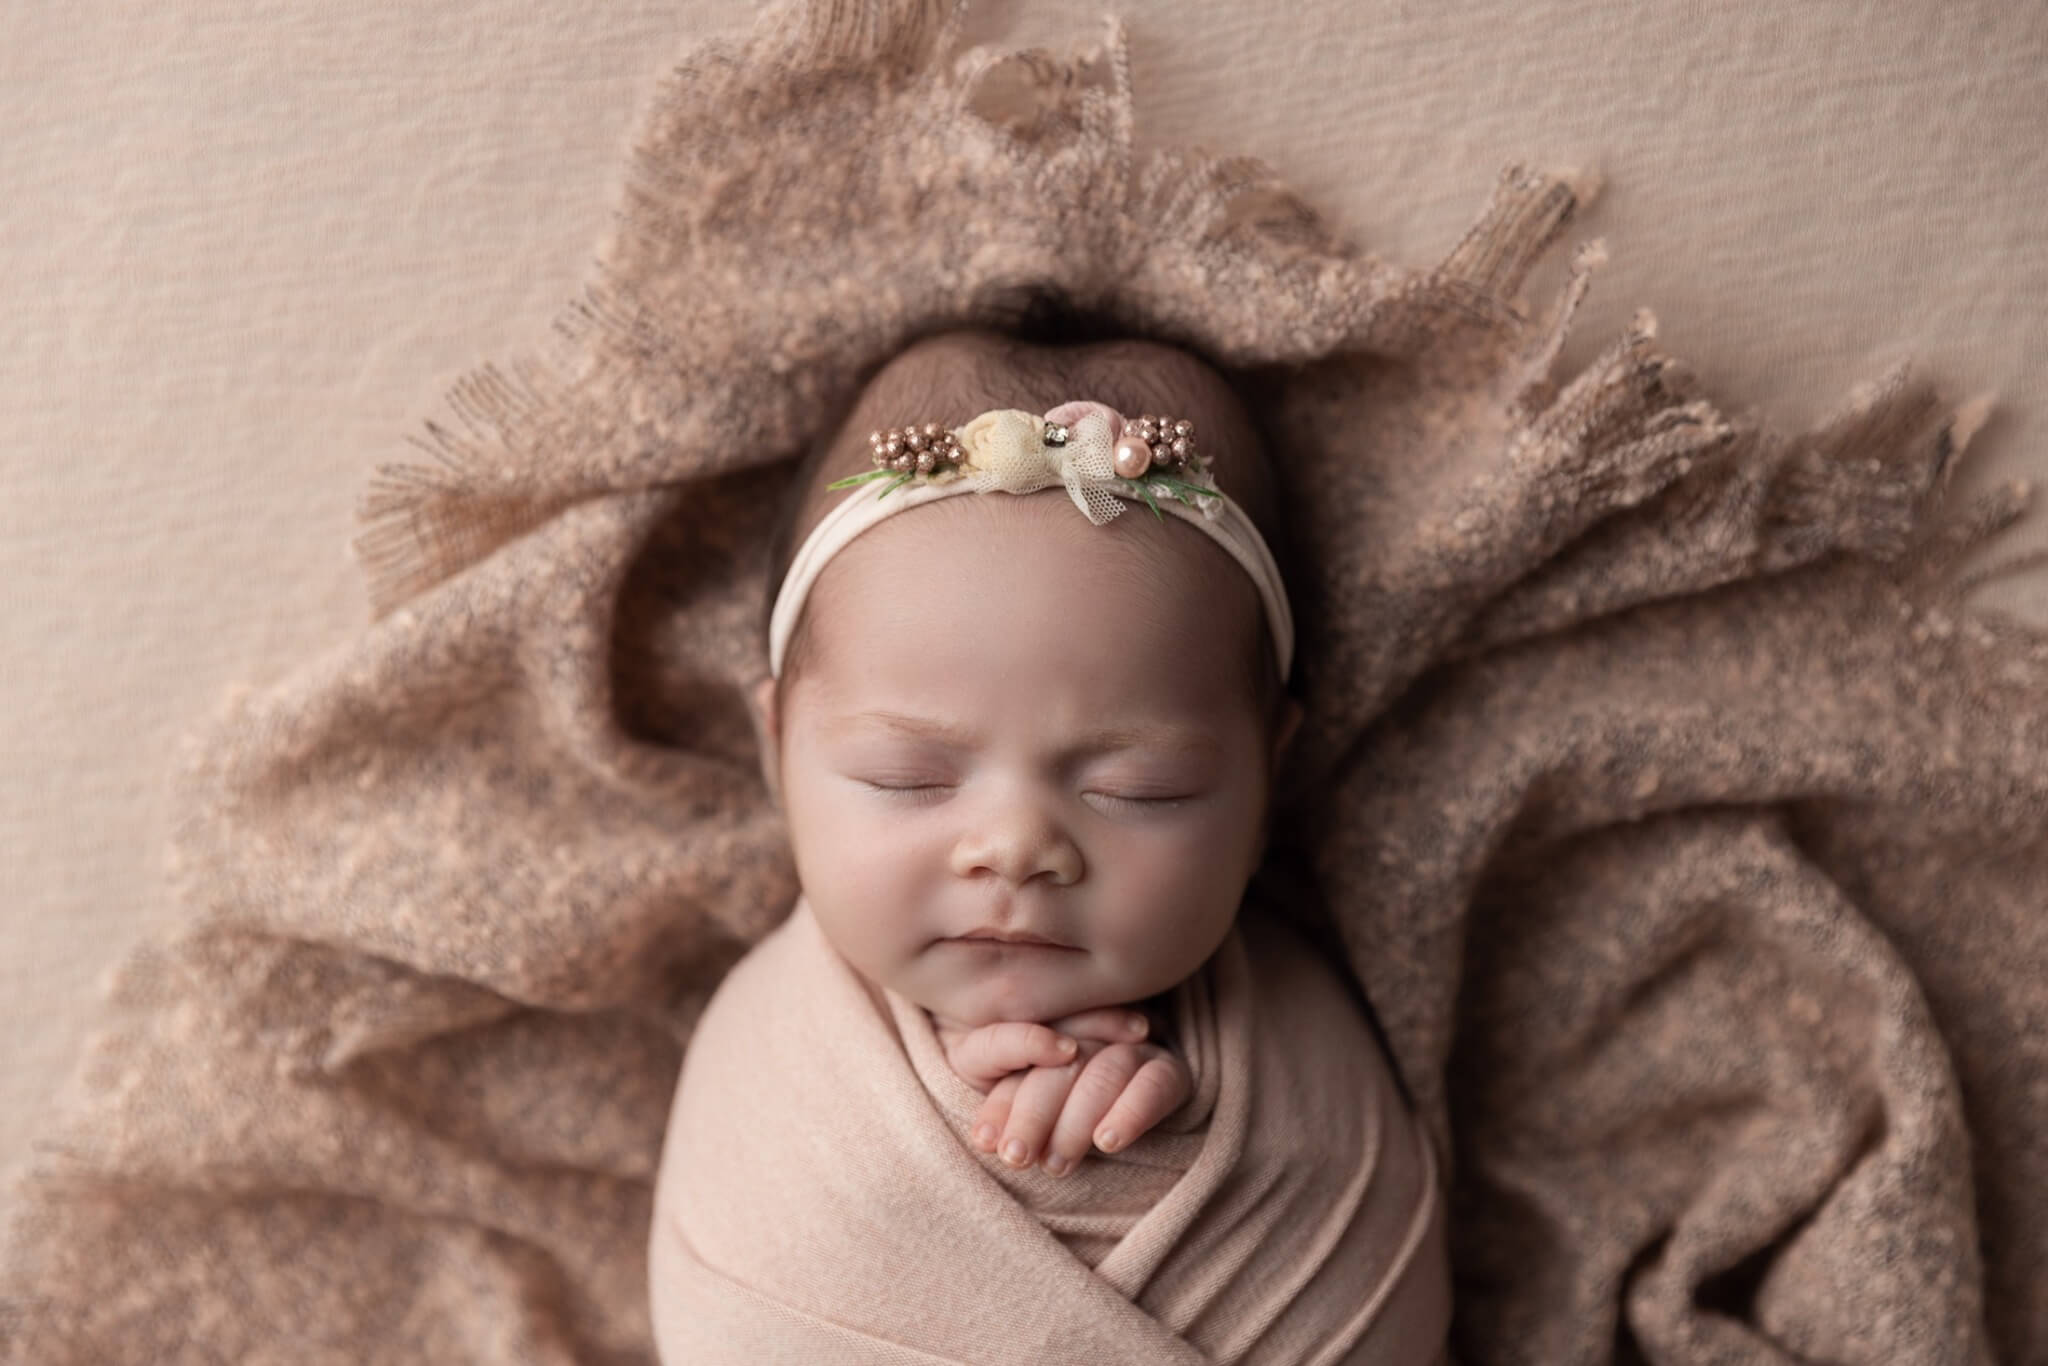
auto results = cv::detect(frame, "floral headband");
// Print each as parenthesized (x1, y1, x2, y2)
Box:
(767, 400, 1294, 682)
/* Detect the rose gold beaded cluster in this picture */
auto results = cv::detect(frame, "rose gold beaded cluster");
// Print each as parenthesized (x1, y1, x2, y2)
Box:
(867, 422, 968, 475)
(1108, 414, 1199, 480)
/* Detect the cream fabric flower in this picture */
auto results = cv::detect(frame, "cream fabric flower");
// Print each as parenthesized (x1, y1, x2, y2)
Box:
(954, 408, 1046, 487)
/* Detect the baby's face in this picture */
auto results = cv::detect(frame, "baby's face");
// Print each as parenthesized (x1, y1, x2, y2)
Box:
(758, 489, 1286, 1030)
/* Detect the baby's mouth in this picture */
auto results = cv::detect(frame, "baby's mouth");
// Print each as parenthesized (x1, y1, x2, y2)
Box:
(950, 927, 1078, 950)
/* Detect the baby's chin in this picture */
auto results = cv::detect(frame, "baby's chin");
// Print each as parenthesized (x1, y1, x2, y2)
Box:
(910, 948, 1142, 1027)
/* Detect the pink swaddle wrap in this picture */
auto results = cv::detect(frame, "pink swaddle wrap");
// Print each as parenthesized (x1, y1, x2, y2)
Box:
(649, 895, 1452, 1363)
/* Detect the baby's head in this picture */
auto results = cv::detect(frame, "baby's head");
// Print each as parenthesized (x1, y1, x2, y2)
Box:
(749, 327, 1302, 1028)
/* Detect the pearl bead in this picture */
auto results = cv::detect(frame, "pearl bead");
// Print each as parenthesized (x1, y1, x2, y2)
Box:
(1113, 434, 1153, 478)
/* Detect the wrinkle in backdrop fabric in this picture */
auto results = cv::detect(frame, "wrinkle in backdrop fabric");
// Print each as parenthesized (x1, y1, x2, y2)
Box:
(2, 0, 2045, 1362)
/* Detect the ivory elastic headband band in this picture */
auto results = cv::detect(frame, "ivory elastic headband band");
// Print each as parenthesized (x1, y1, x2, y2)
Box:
(767, 399, 1295, 683)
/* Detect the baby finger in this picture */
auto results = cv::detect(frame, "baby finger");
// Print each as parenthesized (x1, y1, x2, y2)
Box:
(948, 1020, 1078, 1090)
(1042, 1045, 1144, 1176)
(995, 1059, 1080, 1170)
(971, 1071, 1025, 1153)
(1092, 1053, 1192, 1154)
(1043, 1005, 1152, 1047)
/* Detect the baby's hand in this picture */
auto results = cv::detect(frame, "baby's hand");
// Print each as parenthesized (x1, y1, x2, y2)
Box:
(931, 1007, 1191, 1178)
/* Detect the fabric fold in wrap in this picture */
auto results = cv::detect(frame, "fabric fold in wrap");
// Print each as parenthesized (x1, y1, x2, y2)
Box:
(649, 896, 1452, 1364)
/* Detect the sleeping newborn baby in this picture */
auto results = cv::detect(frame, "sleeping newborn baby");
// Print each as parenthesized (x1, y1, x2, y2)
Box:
(648, 328, 1454, 1364)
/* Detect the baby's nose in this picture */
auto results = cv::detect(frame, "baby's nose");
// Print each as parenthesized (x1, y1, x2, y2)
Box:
(948, 794, 1083, 887)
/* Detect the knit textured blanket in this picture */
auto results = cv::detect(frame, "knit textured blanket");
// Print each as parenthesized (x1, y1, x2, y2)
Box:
(649, 895, 1451, 1363)
(4, 0, 2046, 1362)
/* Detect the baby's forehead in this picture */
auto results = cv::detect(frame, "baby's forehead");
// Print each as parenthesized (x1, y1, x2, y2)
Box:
(837, 488, 1236, 590)
(806, 490, 1261, 674)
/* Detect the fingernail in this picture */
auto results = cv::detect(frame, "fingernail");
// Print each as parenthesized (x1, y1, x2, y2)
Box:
(1044, 1153, 1069, 1175)
(974, 1124, 995, 1148)
(1096, 1128, 1119, 1152)
(1126, 1014, 1148, 1036)
(1003, 1139, 1028, 1166)
(1056, 1036, 1077, 1055)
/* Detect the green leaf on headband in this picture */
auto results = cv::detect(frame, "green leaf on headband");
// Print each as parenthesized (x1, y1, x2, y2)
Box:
(826, 469, 898, 490)
(1148, 473, 1220, 506)
(874, 472, 915, 499)
(1131, 478, 1165, 521)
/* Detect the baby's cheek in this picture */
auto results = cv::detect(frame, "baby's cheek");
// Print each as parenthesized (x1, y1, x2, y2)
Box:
(1101, 834, 1242, 973)
(786, 770, 883, 873)
(819, 813, 973, 965)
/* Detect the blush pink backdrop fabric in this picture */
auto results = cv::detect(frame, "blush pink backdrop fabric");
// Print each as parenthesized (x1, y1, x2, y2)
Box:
(3, 0, 2045, 1361)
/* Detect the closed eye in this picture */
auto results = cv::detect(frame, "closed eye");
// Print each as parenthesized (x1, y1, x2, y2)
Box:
(1086, 792, 1192, 813)
(856, 779, 952, 803)
(856, 781, 1191, 813)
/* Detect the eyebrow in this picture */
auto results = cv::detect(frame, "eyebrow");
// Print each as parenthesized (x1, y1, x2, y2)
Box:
(829, 709, 1221, 757)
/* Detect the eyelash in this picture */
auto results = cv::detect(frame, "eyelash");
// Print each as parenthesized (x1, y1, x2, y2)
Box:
(856, 781, 1187, 812)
